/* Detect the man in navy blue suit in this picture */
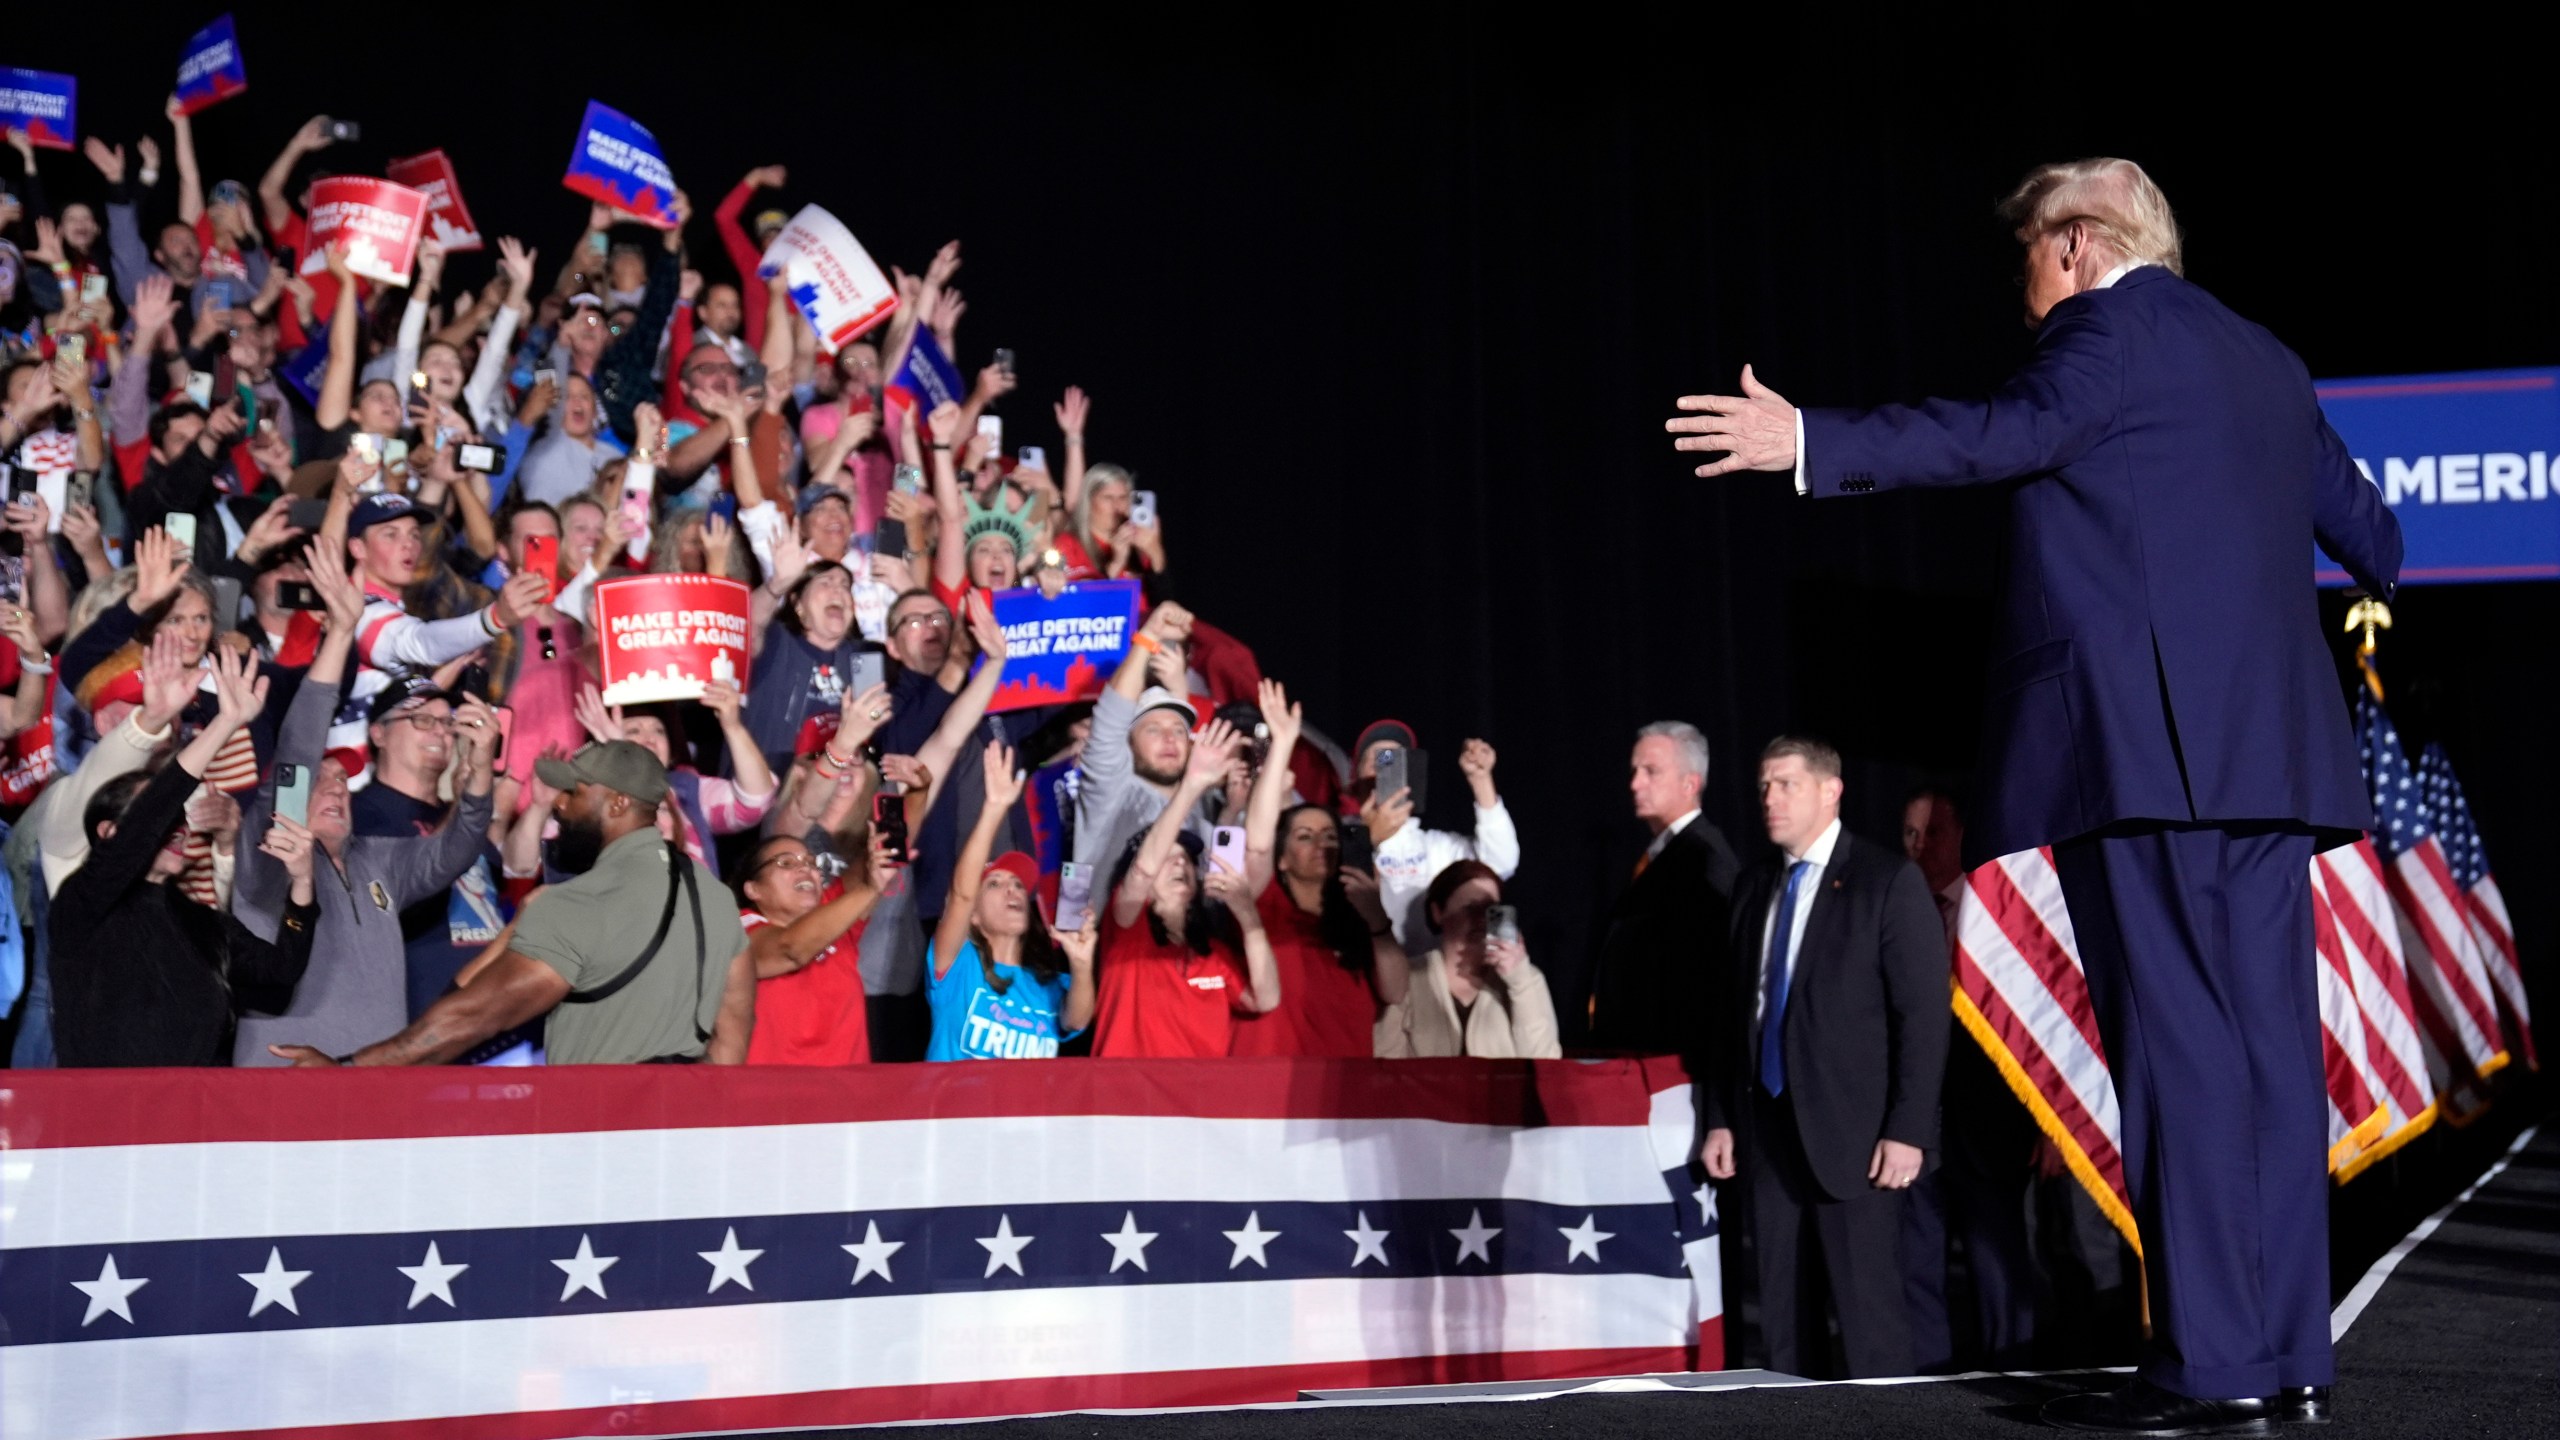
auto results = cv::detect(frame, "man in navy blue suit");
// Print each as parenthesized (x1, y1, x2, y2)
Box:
(1667, 158, 2401, 1434)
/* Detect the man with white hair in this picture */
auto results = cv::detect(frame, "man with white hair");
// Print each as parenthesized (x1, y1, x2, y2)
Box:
(1665, 158, 2401, 1430)
(1587, 720, 1739, 1060)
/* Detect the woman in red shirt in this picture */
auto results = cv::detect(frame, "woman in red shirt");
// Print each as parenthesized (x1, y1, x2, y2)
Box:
(732, 830, 894, 1066)
(1091, 716, 1279, 1057)
(1226, 679, 1407, 1057)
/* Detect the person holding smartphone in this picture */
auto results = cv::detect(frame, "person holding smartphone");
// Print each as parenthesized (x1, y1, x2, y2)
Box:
(923, 739, 1098, 1061)
(1090, 718, 1281, 1057)
(1227, 679, 1408, 1058)
(47, 644, 319, 1067)
(1372, 861, 1560, 1060)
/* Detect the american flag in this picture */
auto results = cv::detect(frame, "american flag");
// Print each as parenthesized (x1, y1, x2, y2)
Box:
(0, 1060, 1719, 1440)
(2357, 695, 2510, 1092)
(2417, 744, 2536, 1071)
(2308, 839, 2435, 1174)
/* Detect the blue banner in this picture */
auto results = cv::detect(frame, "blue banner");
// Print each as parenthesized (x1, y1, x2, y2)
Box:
(0, 69, 76, 150)
(977, 579, 1143, 713)
(277, 339, 329, 408)
(174, 15, 246, 115)
(890, 330, 966, 413)
(2315, 366, 2560, 586)
(561, 101, 677, 228)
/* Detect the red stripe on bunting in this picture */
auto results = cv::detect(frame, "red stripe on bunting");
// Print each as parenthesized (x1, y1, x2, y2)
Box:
(103, 1344, 1704, 1440)
(0, 1057, 1671, 1151)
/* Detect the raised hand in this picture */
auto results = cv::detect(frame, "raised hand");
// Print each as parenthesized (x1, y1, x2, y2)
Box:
(293, 115, 334, 153)
(633, 400, 665, 453)
(260, 814, 319, 887)
(766, 524, 809, 595)
(981, 739, 1024, 812)
(836, 682, 892, 751)
(1052, 913, 1099, 969)
(452, 692, 501, 766)
(135, 134, 160, 174)
(877, 753, 931, 795)
(132, 527, 189, 610)
(701, 676, 744, 726)
(1458, 738, 1498, 790)
(322, 239, 356, 285)
(496, 236, 536, 301)
(302, 537, 365, 634)
(1186, 719, 1241, 789)
(573, 684, 625, 744)
(1053, 385, 1090, 438)
(1257, 677, 1302, 752)
(83, 137, 126, 184)
(1666, 365, 1798, 479)
(138, 627, 195, 731)
(925, 400, 963, 448)
(679, 268, 703, 304)
(3, 494, 49, 542)
(966, 590, 1006, 662)
(924, 239, 962, 289)
(0, 599, 41, 654)
(745, 164, 788, 191)
(27, 216, 64, 267)
(209, 644, 268, 729)
(972, 362, 1017, 405)
(702, 512, 736, 579)
(1340, 866, 1390, 926)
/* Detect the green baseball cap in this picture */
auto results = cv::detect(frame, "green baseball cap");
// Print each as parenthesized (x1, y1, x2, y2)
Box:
(536, 740, 670, 806)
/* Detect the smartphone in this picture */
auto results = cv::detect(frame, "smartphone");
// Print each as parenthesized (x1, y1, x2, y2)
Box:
(620, 464, 656, 558)
(740, 360, 768, 391)
(326, 118, 361, 142)
(534, 366, 558, 390)
(1485, 904, 1520, 948)
(850, 648, 886, 696)
(458, 442, 504, 473)
(992, 347, 1016, 378)
(708, 493, 737, 524)
(1210, 825, 1247, 878)
(209, 576, 243, 633)
(871, 790, 910, 866)
(60, 333, 86, 368)
(80, 272, 109, 303)
(1054, 861, 1093, 933)
(975, 414, 1002, 457)
(163, 513, 198, 550)
(1129, 489, 1158, 528)
(382, 438, 410, 476)
(277, 580, 325, 611)
(521, 534, 560, 602)
(3, 468, 35, 505)
(891, 463, 924, 496)
(286, 497, 328, 531)
(348, 432, 382, 465)
(275, 763, 312, 826)
(491, 706, 514, 765)
(1017, 444, 1047, 473)
(1338, 821, 1375, 876)
(1373, 745, 1408, 808)
(185, 371, 216, 409)
(33, 470, 66, 534)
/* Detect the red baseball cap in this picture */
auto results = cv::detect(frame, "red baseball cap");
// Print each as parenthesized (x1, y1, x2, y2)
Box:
(983, 851, 1040, 895)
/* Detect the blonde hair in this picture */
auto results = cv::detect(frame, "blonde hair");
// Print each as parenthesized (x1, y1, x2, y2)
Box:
(1998, 158, 2183, 277)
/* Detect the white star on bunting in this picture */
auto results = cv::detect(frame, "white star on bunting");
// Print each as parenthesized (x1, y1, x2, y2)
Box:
(553, 1234, 619, 1301)
(1102, 1211, 1159, 1273)
(698, 1227, 763, 1294)
(977, 1215, 1035, 1278)
(1344, 1211, 1391, 1268)
(1559, 1214, 1615, 1264)
(1224, 1211, 1281, 1269)
(239, 1246, 313, 1317)
(1449, 1208, 1501, 1265)
(397, 1242, 468, 1310)
(71, 1254, 147, 1327)
(843, 1221, 904, 1286)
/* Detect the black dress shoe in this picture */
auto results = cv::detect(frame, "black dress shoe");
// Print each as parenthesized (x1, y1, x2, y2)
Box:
(2273, 1386, 2332, 1425)
(2043, 1377, 2274, 1436)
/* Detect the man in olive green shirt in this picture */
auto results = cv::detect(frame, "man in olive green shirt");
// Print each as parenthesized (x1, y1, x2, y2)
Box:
(271, 741, 757, 1067)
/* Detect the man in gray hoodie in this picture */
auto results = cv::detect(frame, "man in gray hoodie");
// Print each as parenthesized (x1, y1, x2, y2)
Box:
(230, 543, 493, 1066)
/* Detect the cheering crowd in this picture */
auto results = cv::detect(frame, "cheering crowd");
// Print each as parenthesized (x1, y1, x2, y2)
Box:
(0, 96, 1557, 1076)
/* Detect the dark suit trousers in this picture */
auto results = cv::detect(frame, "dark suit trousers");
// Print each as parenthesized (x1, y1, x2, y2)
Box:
(1748, 1090, 1913, 1379)
(2052, 824, 2327, 1400)
(1902, 1035, 2039, 1370)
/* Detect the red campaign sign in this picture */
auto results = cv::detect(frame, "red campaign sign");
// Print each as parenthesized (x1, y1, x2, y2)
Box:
(385, 150, 483, 253)
(295, 177, 429, 286)
(593, 574, 753, 705)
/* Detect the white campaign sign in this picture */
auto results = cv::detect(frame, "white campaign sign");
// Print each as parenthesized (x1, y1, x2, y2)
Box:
(757, 204, 898, 352)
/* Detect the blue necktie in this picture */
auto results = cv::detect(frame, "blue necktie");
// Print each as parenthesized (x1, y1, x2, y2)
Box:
(1760, 861, 1810, 1097)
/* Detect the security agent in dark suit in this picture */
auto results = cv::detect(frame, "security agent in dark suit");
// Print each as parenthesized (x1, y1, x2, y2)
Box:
(1672, 158, 2403, 1432)
(1701, 737, 1948, 1380)
(1586, 721, 1738, 1059)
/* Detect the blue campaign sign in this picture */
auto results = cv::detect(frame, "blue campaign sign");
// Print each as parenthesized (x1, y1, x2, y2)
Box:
(0, 69, 77, 150)
(978, 579, 1144, 714)
(277, 338, 329, 408)
(890, 330, 966, 413)
(174, 15, 246, 115)
(2315, 367, 2560, 586)
(561, 101, 677, 228)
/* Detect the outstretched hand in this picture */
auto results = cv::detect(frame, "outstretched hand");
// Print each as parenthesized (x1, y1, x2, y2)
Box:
(1665, 365, 1798, 478)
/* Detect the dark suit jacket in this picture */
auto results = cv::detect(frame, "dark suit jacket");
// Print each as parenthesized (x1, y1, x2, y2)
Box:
(1587, 818, 1738, 1063)
(1707, 828, 1949, 1202)
(1800, 267, 2404, 866)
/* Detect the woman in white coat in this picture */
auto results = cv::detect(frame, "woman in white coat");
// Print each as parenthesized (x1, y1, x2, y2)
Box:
(1374, 860, 1559, 1059)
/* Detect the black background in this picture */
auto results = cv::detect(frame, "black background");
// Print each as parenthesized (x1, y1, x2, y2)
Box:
(18, 7, 2554, 1051)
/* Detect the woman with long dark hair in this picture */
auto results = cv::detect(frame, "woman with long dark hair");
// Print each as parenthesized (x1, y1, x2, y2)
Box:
(925, 739, 1095, 1060)
(1226, 680, 1406, 1057)
(1091, 722, 1279, 1057)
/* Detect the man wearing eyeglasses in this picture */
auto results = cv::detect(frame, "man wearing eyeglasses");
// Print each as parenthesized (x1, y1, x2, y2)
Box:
(350, 675, 512, 1030)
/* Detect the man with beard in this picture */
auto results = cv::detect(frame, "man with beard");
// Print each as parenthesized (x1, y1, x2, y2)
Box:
(235, 544, 496, 1066)
(273, 739, 756, 1067)
(1072, 601, 1217, 875)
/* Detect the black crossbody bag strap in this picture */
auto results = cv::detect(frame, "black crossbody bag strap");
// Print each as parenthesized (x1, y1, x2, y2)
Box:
(565, 841, 689, 1006)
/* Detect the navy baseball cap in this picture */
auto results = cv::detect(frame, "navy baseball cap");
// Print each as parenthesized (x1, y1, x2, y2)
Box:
(348, 492, 422, 539)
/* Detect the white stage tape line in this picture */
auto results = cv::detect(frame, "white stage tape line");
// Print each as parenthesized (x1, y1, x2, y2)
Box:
(2331, 1123, 2539, 1342)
